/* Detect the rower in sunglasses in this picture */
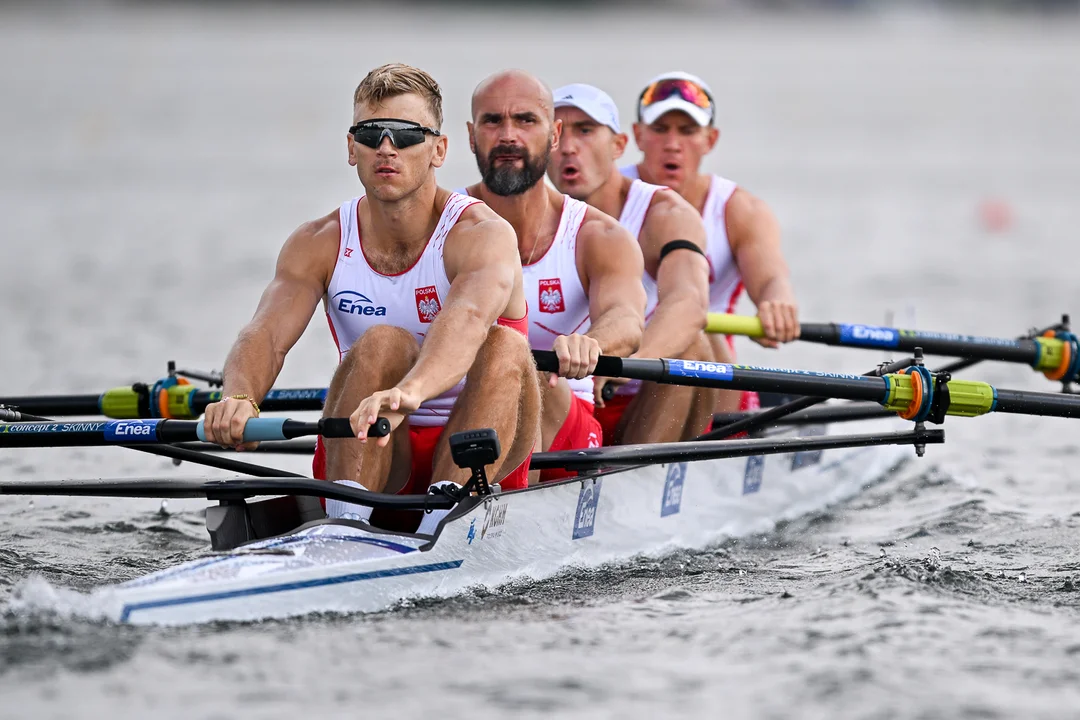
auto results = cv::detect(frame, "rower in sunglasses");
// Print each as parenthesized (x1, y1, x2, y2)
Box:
(625, 71, 800, 415)
(548, 83, 720, 445)
(203, 63, 539, 534)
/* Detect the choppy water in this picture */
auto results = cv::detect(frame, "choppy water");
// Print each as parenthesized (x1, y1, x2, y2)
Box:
(1, 3, 1080, 718)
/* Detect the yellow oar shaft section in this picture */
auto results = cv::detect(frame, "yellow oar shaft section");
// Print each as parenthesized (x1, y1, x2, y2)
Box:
(706, 313, 764, 337)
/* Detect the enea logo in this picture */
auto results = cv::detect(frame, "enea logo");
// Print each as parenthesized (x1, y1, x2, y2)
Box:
(103, 420, 159, 443)
(839, 323, 898, 349)
(669, 360, 734, 381)
(661, 462, 687, 517)
(743, 455, 765, 494)
(332, 291, 387, 317)
(572, 479, 602, 540)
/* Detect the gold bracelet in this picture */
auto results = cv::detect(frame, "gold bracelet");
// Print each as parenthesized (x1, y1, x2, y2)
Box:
(229, 394, 260, 416)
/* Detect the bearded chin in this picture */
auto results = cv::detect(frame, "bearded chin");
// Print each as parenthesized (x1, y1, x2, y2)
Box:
(479, 145, 551, 197)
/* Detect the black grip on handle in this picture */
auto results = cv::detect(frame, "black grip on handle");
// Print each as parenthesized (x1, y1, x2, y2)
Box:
(318, 417, 391, 438)
(531, 350, 624, 378)
(601, 382, 617, 403)
(370, 417, 391, 437)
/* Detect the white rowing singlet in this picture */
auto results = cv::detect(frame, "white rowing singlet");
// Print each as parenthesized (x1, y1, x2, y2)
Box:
(700, 175, 742, 314)
(325, 192, 482, 427)
(621, 166, 743, 314)
(521, 196, 592, 403)
(614, 178, 665, 397)
(617, 178, 665, 320)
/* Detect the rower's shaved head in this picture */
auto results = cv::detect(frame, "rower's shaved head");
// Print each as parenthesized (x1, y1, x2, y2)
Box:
(468, 70, 560, 197)
(470, 70, 554, 122)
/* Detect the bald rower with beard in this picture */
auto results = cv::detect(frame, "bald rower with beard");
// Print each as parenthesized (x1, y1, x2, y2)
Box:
(463, 70, 645, 479)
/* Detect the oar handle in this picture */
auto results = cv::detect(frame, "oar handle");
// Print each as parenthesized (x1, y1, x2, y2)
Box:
(706, 313, 765, 337)
(194, 417, 389, 443)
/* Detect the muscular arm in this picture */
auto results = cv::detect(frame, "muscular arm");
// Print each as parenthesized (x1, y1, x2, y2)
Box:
(395, 209, 522, 402)
(221, 213, 338, 400)
(579, 213, 646, 358)
(636, 191, 711, 359)
(726, 188, 798, 343)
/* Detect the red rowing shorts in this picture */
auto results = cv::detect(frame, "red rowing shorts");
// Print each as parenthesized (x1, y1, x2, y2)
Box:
(739, 391, 760, 413)
(539, 394, 602, 483)
(594, 392, 634, 447)
(596, 391, 761, 444)
(312, 424, 530, 493)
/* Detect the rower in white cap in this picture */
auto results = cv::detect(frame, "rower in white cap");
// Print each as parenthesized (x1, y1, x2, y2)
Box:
(548, 82, 719, 444)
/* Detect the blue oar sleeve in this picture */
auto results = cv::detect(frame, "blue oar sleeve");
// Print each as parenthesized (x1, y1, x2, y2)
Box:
(196, 417, 288, 443)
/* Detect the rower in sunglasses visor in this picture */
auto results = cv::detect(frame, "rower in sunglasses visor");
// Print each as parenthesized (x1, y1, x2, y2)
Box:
(202, 63, 539, 533)
(548, 83, 721, 445)
(462, 70, 646, 479)
(625, 71, 800, 414)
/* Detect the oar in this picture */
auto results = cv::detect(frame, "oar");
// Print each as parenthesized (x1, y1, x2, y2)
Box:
(533, 351, 1080, 422)
(699, 321, 1067, 441)
(0, 416, 390, 449)
(531, 425, 943, 471)
(711, 402, 894, 429)
(0, 386, 327, 420)
(0, 408, 302, 477)
(706, 313, 1079, 384)
(696, 356, 913, 442)
(0, 475, 455, 511)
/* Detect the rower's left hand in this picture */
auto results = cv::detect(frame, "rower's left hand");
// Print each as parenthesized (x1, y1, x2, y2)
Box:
(593, 376, 629, 408)
(752, 300, 800, 348)
(549, 333, 602, 387)
(350, 386, 423, 447)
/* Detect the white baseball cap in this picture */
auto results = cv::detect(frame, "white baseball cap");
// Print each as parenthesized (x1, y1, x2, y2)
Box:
(637, 71, 715, 127)
(553, 83, 621, 134)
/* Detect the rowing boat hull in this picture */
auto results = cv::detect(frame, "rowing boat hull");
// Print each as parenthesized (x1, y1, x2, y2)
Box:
(99, 420, 909, 625)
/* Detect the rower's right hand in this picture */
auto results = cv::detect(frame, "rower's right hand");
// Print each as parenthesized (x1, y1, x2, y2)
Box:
(350, 385, 422, 447)
(550, 333, 602, 388)
(203, 397, 260, 451)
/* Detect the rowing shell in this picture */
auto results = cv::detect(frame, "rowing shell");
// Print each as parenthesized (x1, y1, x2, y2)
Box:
(96, 418, 908, 625)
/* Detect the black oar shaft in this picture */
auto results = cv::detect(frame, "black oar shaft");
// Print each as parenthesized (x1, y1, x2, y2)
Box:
(993, 390, 1080, 419)
(0, 395, 101, 415)
(799, 323, 1042, 364)
(705, 366, 887, 401)
(0, 417, 387, 449)
(532, 427, 944, 470)
(698, 357, 913, 441)
(1, 410, 306, 477)
(0, 388, 327, 419)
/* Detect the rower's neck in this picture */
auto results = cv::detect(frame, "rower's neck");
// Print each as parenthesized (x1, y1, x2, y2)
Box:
(470, 181, 558, 265)
(638, 165, 712, 215)
(679, 172, 713, 214)
(364, 180, 443, 251)
(584, 167, 633, 220)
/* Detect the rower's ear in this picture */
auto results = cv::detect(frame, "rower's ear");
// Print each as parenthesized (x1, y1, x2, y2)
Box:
(706, 127, 720, 152)
(431, 133, 448, 169)
(612, 132, 628, 160)
(346, 134, 357, 167)
(466, 121, 476, 155)
(550, 117, 562, 153)
(631, 122, 645, 150)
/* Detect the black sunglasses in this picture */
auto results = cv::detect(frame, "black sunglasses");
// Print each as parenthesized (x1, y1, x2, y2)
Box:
(348, 118, 441, 149)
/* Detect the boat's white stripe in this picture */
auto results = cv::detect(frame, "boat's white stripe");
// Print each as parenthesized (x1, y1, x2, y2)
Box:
(119, 534, 418, 590)
(119, 559, 464, 622)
